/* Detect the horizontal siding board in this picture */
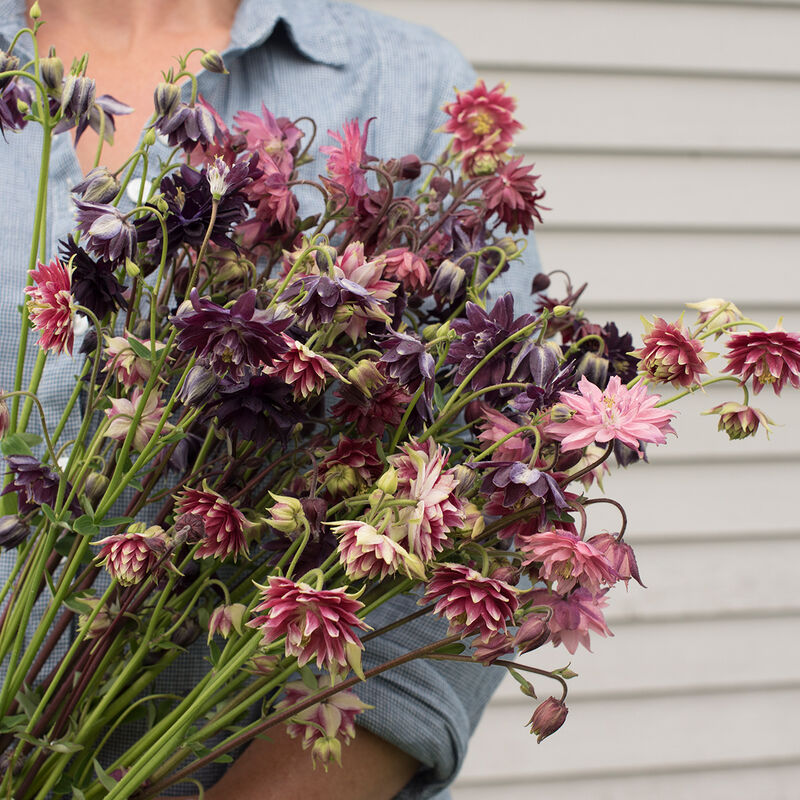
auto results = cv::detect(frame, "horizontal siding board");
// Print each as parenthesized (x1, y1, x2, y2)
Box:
(353, 0, 800, 77)
(457, 687, 800, 781)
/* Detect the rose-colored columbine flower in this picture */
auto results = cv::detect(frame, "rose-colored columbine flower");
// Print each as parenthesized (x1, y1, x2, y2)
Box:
(234, 104, 303, 175)
(104, 388, 171, 452)
(275, 676, 371, 769)
(247, 576, 368, 671)
(103, 334, 165, 388)
(632, 317, 709, 388)
(267, 337, 343, 400)
(25, 257, 76, 355)
(686, 297, 743, 337)
(527, 697, 568, 743)
(522, 529, 618, 596)
(476, 405, 533, 463)
(93, 523, 167, 585)
(383, 247, 431, 293)
(722, 328, 800, 395)
(320, 118, 374, 209)
(207, 602, 246, 643)
(527, 587, 612, 654)
(587, 533, 644, 588)
(174, 485, 252, 561)
(421, 563, 519, 643)
(704, 400, 774, 440)
(331, 520, 424, 581)
(482, 156, 546, 235)
(319, 437, 383, 496)
(546, 375, 676, 454)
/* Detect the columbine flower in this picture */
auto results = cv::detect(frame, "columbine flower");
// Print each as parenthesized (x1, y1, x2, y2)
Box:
(587, 533, 644, 587)
(319, 437, 383, 496)
(522, 529, 618, 596)
(379, 329, 435, 417)
(60, 239, 127, 319)
(234, 103, 303, 175)
(104, 388, 170, 452)
(722, 328, 800, 395)
(74, 200, 137, 263)
(172, 289, 291, 382)
(331, 520, 424, 581)
(546, 375, 676, 453)
(72, 166, 120, 204)
(632, 317, 709, 388)
(527, 587, 612, 653)
(155, 101, 219, 151)
(476, 406, 533, 463)
(60, 74, 96, 121)
(93, 523, 167, 585)
(1, 455, 79, 515)
(266, 493, 307, 535)
(442, 80, 522, 169)
(527, 697, 568, 743)
(174, 485, 252, 561)
(479, 461, 568, 513)
(383, 247, 430, 293)
(0, 78, 33, 137)
(103, 334, 164, 388)
(275, 676, 371, 769)
(482, 156, 546, 235)
(421, 563, 519, 643)
(207, 603, 246, 643)
(267, 338, 343, 400)
(25, 257, 76, 355)
(704, 401, 774, 440)
(686, 297, 743, 336)
(0, 515, 30, 549)
(247, 576, 368, 671)
(320, 118, 374, 209)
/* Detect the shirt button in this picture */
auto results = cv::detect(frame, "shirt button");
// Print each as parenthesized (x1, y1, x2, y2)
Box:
(126, 177, 153, 204)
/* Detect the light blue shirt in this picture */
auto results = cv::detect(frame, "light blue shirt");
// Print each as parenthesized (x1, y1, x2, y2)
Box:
(0, 2, 541, 797)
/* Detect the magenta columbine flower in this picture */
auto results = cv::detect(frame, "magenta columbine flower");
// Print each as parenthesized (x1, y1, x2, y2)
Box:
(383, 247, 430, 293)
(267, 338, 342, 400)
(722, 328, 800, 395)
(331, 520, 422, 581)
(275, 675, 371, 769)
(207, 603, 246, 643)
(546, 375, 676, 453)
(172, 288, 291, 381)
(320, 118, 374, 209)
(319, 437, 383, 496)
(93, 523, 167, 585)
(104, 389, 170, 452)
(527, 587, 612, 654)
(104, 334, 165, 388)
(632, 317, 709, 388)
(586, 533, 644, 588)
(234, 104, 303, 175)
(174, 485, 252, 561)
(527, 697, 568, 743)
(422, 563, 519, 643)
(482, 156, 546, 235)
(522, 529, 618, 596)
(25, 257, 76, 355)
(247, 576, 368, 671)
(705, 401, 774, 440)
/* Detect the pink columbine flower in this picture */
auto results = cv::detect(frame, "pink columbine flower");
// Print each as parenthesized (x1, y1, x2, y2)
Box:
(104, 388, 171, 452)
(481, 156, 546, 235)
(103, 334, 165, 388)
(587, 533, 644, 588)
(421, 563, 519, 643)
(632, 317, 709, 388)
(25, 257, 76, 355)
(704, 401, 774, 440)
(247, 576, 368, 671)
(320, 118, 374, 207)
(527, 587, 612, 654)
(527, 697, 569, 743)
(476, 404, 533, 462)
(546, 375, 676, 454)
(383, 247, 431, 293)
(331, 520, 424, 581)
(207, 602, 246, 643)
(522, 529, 618, 596)
(275, 675, 372, 769)
(94, 523, 167, 585)
(722, 328, 800, 395)
(174, 486, 252, 561)
(441, 80, 522, 169)
(267, 337, 343, 400)
(234, 103, 303, 176)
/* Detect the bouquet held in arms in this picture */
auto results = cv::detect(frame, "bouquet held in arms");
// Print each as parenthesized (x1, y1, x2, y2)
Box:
(0, 11, 797, 798)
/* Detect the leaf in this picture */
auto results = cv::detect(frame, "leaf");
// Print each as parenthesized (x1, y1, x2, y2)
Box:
(299, 665, 318, 691)
(49, 738, 84, 754)
(72, 788, 87, 800)
(0, 713, 28, 733)
(432, 642, 466, 656)
(97, 516, 134, 528)
(125, 336, 152, 360)
(73, 515, 99, 538)
(63, 594, 95, 616)
(40, 503, 58, 524)
(93, 759, 117, 792)
(54, 531, 78, 558)
(1, 433, 34, 457)
(16, 683, 41, 717)
(212, 754, 234, 765)
(433, 383, 445, 411)
(508, 667, 536, 698)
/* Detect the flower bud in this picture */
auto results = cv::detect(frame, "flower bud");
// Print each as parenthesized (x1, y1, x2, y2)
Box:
(495, 236, 520, 258)
(40, 54, 64, 93)
(171, 616, 202, 648)
(452, 465, 477, 498)
(29, 1, 41, 19)
(383, 153, 421, 181)
(207, 603, 246, 643)
(15, 98, 28, 115)
(0, 515, 30, 549)
(143, 127, 157, 146)
(72, 166, 120, 204)
(429, 258, 466, 304)
(200, 49, 228, 75)
(531, 272, 551, 293)
(346, 360, 384, 397)
(549, 403, 574, 424)
(527, 697, 568, 742)
(178, 364, 219, 406)
(574, 350, 609, 388)
(84, 471, 109, 504)
(375, 467, 398, 495)
(552, 304, 571, 317)
(153, 81, 181, 118)
(0, 51, 19, 92)
(267, 493, 307, 535)
(0, 396, 9, 439)
(246, 652, 280, 675)
(61, 74, 95, 120)
(514, 614, 550, 654)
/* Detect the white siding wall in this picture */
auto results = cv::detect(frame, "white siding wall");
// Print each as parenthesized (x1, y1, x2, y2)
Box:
(353, 1, 800, 796)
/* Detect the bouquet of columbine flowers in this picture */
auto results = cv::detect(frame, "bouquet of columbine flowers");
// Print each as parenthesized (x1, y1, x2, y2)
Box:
(0, 10, 798, 799)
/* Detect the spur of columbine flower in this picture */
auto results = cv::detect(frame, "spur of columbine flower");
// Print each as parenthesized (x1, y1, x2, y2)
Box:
(93, 523, 167, 586)
(546, 375, 676, 454)
(421, 563, 519, 643)
(246, 576, 368, 671)
(104, 388, 171, 452)
(632, 316, 709, 388)
(722, 328, 800, 395)
(25, 256, 76, 355)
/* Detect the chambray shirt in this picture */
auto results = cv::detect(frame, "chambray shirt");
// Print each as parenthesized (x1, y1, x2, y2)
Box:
(0, 2, 542, 798)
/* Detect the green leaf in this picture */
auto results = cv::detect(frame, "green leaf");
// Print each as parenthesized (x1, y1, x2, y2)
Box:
(0, 713, 28, 733)
(40, 503, 58, 524)
(63, 594, 95, 616)
(72, 787, 87, 800)
(1, 433, 35, 457)
(212, 754, 234, 764)
(508, 667, 536, 698)
(54, 532, 78, 558)
(432, 642, 466, 656)
(433, 383, 445, 411)
(16, 683, 41, 717)
(93, 759, 117, 792)
(126, 336, 152, 360)
(49, 738, 84, 754)
(97, 516, 134, 528)
(299, 665, 318, 690)
(73, 515, 99, 538)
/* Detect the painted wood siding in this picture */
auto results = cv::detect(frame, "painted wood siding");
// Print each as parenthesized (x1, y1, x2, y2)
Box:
(351, 1, 800, 796)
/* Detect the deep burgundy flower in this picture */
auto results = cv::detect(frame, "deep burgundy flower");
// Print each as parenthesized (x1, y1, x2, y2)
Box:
(174, 486, 252, 561)
(1, 455, 80, 515)
(632, 316, 709, 388)
(0, 78, 32, 137)
(94, 524, 167, 585)
(722, 328, 800, 395)
(482, 156, 546, 235)
(74, 200, 137, 263)
(172, 288, 292, 381)
(60, 238, 127, 319)
(448, 294, 536, 390)
(319, 436, 383, 496)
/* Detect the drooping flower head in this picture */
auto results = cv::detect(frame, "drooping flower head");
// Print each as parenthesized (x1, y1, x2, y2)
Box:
(686, 297, 743, 337)
(74, 200, 137, 263)
(546, 376, 676, 453)
(59, 238, 127, 320)
(704, 401, 774, 440)
(319, 436, 383, 497)
(331, 520, 423, 581)
(1, 455, 80, 515)
(383, 247, 430, 293)
(247, 576, 369, 671)
(527, 697, 569, 743)
(93, 523, 167, 585)
(586, 533, 644, 588)
(526, 587, 612, 654)
(0, 73, 32, 137)
(267, 338, 343, 400)
(104, 388, 170, 452)
(25, 257, 76, 355)
(722, 328, 800, 395)
(632, 316, 709, 388)
(421, 563, 519, 643)
(320, 118, 375, 209)
(482, 156, 546, 235)
(155, 100, 219, 151)
(103, 334, 164, 388)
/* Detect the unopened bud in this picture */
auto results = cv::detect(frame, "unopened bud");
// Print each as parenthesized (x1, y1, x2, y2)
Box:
(40, 54, 64, 93)
(143, 127, 157, 147)
(527, 697, 568, 743)
(531, 272, 551, 293)
(376, 467, 398, 495)
(155, 195, 169, 215)
(0, 396, 9, 438)
(200, 49, 228, 75)
(574, 350, 609, 388)
(153, 81, 181, 118)
(514, 614, 550, 653)
(61, 74, 95, 120)
(452, 465, 477, 498)
(72, 166, 120, 204)
(552, 305, 571, 317)
(84, 471, 109, 504)
(207, 603, 246, 643)
(171, 616, 202, 648)
(29, 1, 41, 19)
(346, 360, 384, 397)
(124, 258, 140, 278)
(0, 515, 30, 549)
(495, 236, 519, 258)
(178, 364, 219, 406)
(16, 98, 28, 114)
(267, 493, 307, 535)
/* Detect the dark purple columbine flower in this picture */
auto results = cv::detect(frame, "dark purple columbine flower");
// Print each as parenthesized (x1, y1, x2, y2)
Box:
(55, 93, 133, 146)
(155, 101, 219, 151)
(135, 160, 258, 259)
(1, 455, 80, 515)
(279, 273, 384, 329)
(59, 238, 127, 320)
(447, 294, 537, 391)
(0, 50, 20, 92)
(74, 200, 137, 263)
(510, 343, 575, 414)
(378, 329, 435, 417)
(60, 74, 95, 122)
(172, 289, 292, 381)
(479, 460, 568, 512)
(72, 166, 120, 204)
(0, 79, 33, 138)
